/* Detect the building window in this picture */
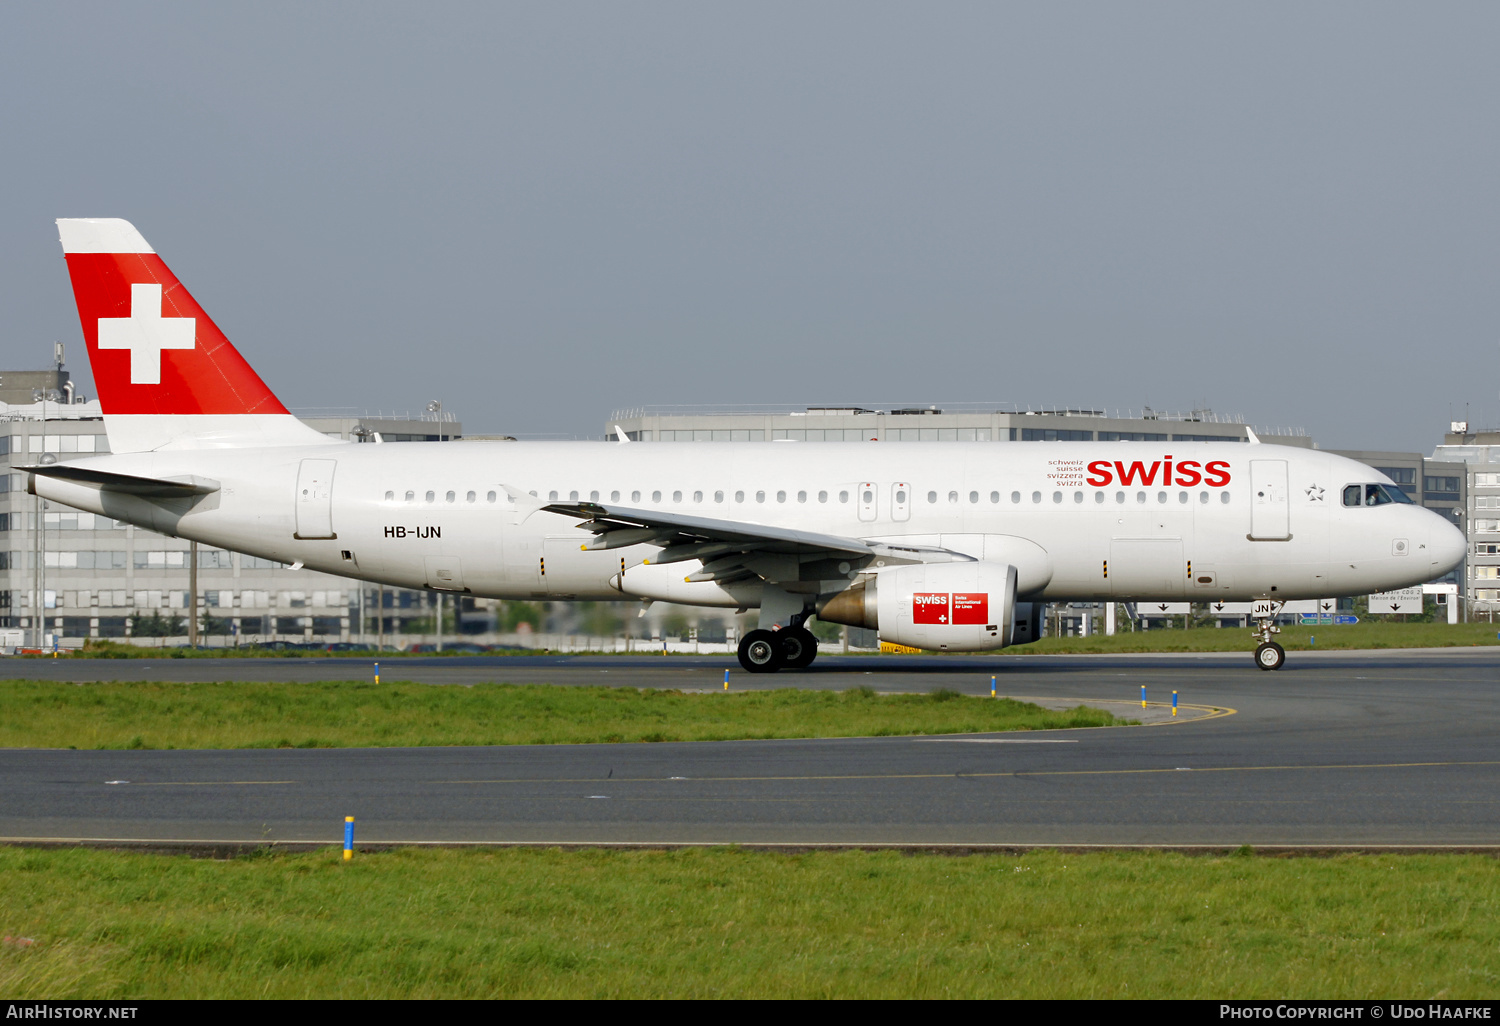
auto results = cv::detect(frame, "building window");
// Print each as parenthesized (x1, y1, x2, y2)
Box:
(1020, 428, 1094, 441)
(1099, 431, 1168, 442)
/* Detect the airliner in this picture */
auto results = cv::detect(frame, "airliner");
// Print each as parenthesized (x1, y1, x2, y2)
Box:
(27, 219, 1467, 672)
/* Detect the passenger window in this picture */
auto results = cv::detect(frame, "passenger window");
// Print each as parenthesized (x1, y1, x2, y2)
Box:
(736, 491, 745, 503)
(652, 491, 662, 503)
(611, 491, 620, 502)
(1116, 491, 1125, 503)
(1178, 491, 1188, 504)
(1011, 491, 1021, 503)
(776, 491, 786, 503)
(693, 490, 702, 502)
(569, 490, 578, 501)
(548, 491, 558, 501)
(672, 491, 682, 503)
(1032, 491, 1041, 503)
(590, 491, 600, 501)
(896, 489, 907, 504)
(447, 491, 457, 503)
(1157, 491, 1166, 503)
(1094, 491, 1105, 504)
(631, 490, 641, 502)
(839, 490, 849, 503)
(928, 491, 938, 503)
(990, 491, 1000, 503)
(466, 491, 476, 503)
(1136, 491, 1146, 504)
(969, 491, 979, 504)
(714, 490, 724, 503)
(384, 490, 394, 501)
(487, 491, 496, 503)
(1052, 491, 1062, 503)
(1073, 491, 1083, 504)
(756, 491, 766, 503)
(1221, 492, 1231, 504)
(797, 490, 807, 503)
(426, 490, 436, 503)
(1199, 491, 1208, 504)
(818, 491, 828, 503)
(405, 491, 415, 502)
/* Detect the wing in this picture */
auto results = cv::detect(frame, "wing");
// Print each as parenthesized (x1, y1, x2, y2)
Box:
(540, 500, 970, 585)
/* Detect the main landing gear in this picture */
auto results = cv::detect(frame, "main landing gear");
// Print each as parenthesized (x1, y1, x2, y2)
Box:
(1252, 604, 1286, 671)
(737, 625, 819, 674)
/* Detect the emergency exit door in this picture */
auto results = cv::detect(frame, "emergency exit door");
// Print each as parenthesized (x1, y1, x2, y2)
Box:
(294, 459, 337, 539)
(1249, 459, 1290, 541)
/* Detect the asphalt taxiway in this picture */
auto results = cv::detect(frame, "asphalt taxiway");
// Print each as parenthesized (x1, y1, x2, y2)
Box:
(2, 648, 1497, 848)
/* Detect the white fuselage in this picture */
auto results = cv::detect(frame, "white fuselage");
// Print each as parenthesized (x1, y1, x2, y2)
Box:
(32, 440, 1466, 607)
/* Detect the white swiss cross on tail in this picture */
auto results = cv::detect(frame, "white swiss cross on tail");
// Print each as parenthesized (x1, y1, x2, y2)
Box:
(96, 283, 195, 385)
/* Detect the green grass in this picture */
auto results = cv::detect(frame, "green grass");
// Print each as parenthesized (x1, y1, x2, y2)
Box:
(1007, 620, 1500, 655)
(1, 847, 1497, 998)
(0, 681, 1125, 749)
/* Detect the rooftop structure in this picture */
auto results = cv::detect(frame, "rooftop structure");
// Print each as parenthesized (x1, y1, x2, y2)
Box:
(607, 403, 1312, 446)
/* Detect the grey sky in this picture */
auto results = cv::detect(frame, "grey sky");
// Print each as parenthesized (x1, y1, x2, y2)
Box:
(1, 2, 1496, 449)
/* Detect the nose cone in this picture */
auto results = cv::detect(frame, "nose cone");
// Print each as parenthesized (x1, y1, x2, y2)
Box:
(1430, 514, 1467, 576)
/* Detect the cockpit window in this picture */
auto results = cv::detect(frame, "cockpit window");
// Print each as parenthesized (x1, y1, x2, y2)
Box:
(1345, 483, 1412, 507)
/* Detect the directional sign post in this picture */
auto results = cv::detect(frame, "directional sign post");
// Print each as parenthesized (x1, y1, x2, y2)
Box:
(1368, 588, 1423, 615)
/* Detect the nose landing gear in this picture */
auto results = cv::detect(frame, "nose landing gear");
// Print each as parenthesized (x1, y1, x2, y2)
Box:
(1252, 602, 1285, 670)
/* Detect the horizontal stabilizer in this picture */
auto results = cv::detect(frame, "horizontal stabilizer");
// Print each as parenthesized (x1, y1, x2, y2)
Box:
(24, 464, 220, 498)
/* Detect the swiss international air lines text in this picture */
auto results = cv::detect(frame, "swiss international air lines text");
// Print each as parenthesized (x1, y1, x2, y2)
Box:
(913, 593, 990, 625)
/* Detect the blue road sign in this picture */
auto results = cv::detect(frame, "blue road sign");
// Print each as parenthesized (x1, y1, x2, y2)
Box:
(1333, 615, 1359, 625)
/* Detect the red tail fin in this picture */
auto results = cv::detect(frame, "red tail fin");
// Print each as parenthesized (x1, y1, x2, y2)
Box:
(57, 219, 323, 451)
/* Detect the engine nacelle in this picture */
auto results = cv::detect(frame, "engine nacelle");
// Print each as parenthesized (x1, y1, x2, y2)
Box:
(818, 561, 1020, 652)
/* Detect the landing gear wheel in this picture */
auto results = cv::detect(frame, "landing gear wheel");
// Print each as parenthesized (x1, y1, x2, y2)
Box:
(1255, 642, 1285, 671)
(779, 626, 819, 669)
(738, 629, 784, 673)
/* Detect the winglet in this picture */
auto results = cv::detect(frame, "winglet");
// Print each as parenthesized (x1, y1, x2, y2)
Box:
(1245, 426, 1261, 444)
(614, 425, 630, 443)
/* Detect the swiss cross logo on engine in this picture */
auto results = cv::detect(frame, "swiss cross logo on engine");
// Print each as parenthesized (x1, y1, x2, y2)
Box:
(912, 592, 951, 624)
(914, 592, 989, 626)
(96, 282, 196, 385)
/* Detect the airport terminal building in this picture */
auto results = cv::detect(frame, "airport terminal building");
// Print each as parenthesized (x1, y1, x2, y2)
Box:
(1, 373, 1486, 650)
